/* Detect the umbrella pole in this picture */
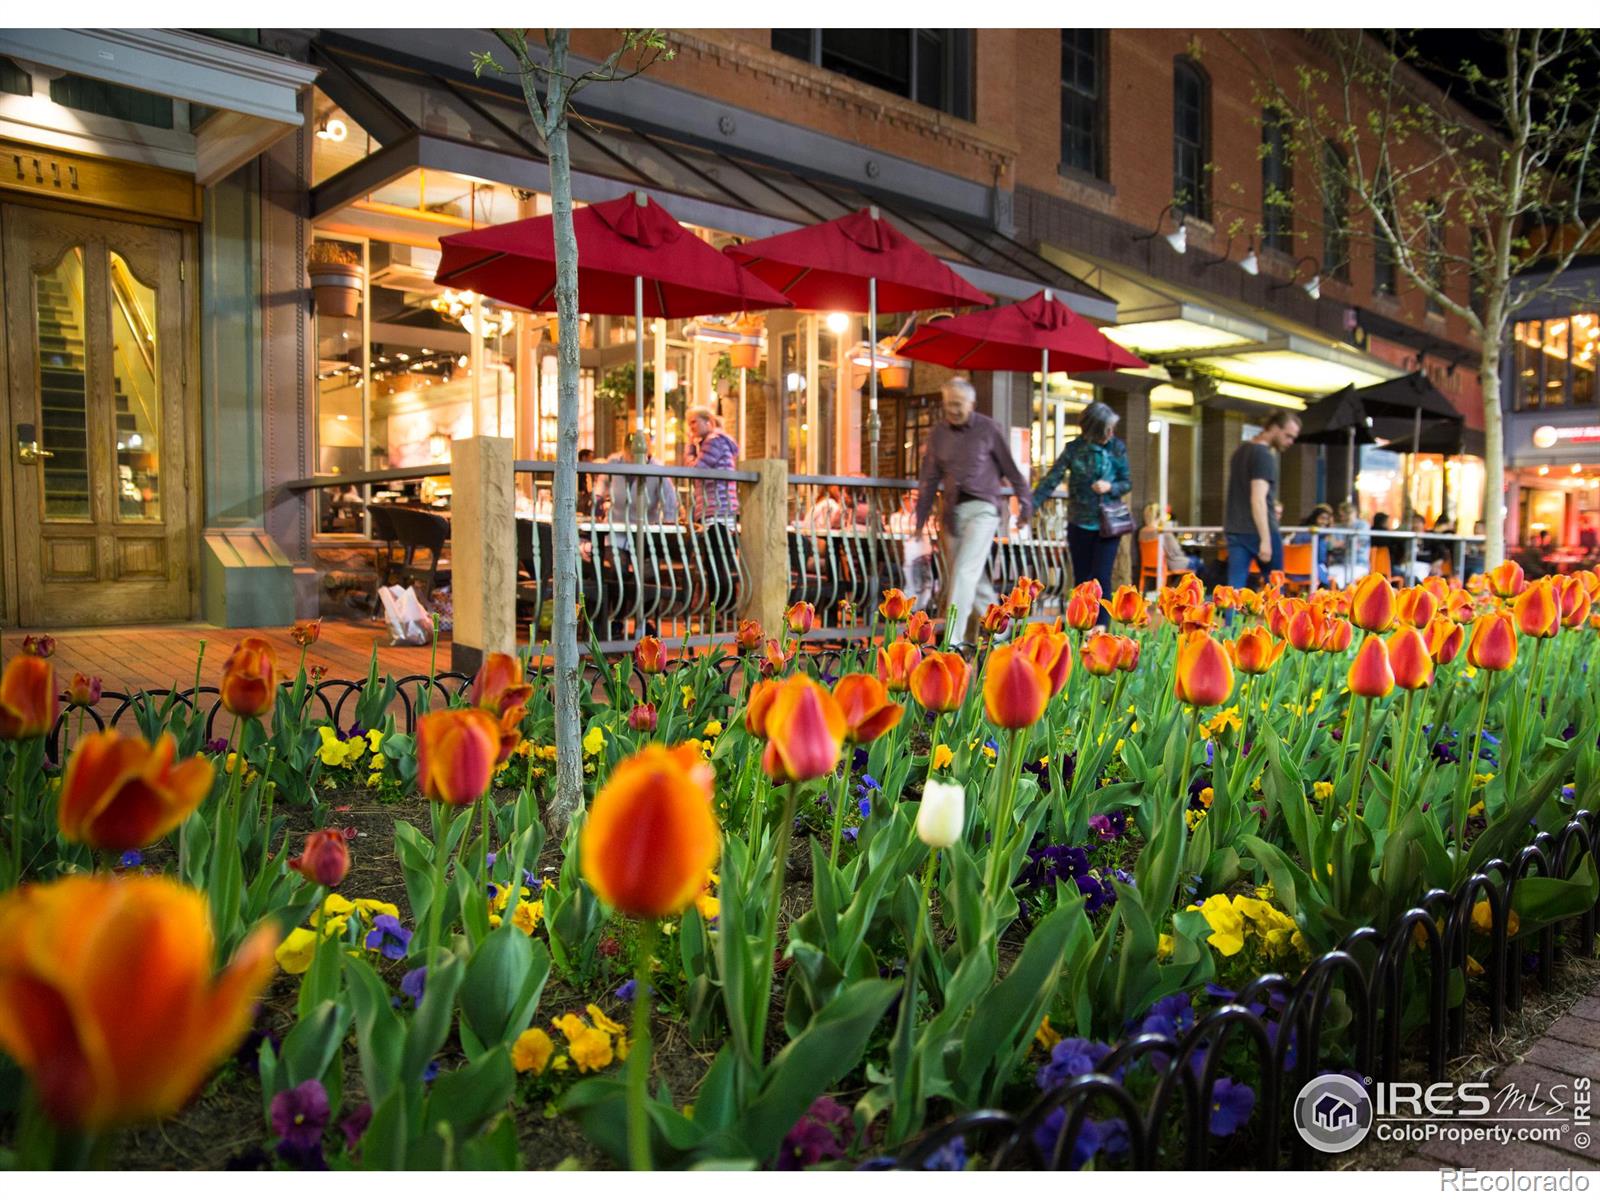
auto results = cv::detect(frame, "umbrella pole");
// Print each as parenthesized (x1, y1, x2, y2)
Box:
(739, 368, 747, 458)
(868, 276, 879, 479)
(1346, 425, 1356, 507)
(1040, 346, 1050, 521)
(633, 274, 646, 463)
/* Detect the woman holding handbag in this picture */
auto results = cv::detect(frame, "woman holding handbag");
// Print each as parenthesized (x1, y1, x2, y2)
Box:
(1033, 400, 1132, 612)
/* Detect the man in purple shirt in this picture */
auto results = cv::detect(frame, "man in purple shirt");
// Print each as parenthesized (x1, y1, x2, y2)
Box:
(685, 406, 740, 523)
(914, 377, 1032, 644)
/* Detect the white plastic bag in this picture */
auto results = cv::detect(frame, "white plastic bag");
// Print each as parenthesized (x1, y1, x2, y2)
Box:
(378, 584, 431, 646)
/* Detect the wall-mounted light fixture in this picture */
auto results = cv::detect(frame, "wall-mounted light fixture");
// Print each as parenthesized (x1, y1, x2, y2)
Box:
(1270, 255, 1322, 301)
(1133, 203, 1188, 255)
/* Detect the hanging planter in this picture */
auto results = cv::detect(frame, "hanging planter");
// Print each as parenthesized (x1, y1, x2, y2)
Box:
(880, 364, 911, 389)
(307, 242, 363, 318)
(727, 338, 762, 370)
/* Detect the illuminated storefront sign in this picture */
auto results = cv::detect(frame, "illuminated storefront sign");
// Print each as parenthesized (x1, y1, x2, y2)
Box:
(1531, 423, 1600, 449)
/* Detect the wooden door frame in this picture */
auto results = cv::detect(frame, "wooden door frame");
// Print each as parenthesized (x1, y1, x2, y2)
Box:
(0, 198, 201, 628)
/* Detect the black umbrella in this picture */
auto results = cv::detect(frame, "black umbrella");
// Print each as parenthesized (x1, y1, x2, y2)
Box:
(1297, 372, 1463, 503)
(1372, 416, 1484, 458)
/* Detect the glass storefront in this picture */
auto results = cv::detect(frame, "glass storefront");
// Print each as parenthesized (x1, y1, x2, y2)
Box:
(1513, 311, 1600, 411)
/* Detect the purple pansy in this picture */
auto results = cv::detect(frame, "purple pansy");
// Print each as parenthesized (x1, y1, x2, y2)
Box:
(1208, 1077, 1255, 1137)
(364, 914, 412, 960)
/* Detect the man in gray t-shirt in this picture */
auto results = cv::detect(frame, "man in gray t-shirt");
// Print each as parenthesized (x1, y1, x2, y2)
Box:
(1224, 412, 1300, 588)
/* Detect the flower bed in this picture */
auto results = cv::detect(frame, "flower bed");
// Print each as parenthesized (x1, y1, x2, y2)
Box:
(0, 569, 1597, 1171)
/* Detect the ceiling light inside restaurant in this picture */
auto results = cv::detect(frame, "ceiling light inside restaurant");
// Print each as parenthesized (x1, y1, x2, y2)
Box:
(316, 117, 348, 142)
(786, 372, 805, 393)
(825, 312, 851, 335)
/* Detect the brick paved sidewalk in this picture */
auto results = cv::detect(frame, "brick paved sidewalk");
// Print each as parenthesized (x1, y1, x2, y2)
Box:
(1397, 993, 1600, 1172)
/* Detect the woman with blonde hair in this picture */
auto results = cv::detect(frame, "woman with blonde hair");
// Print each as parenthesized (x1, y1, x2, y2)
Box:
(1138, 502, 1193, 577)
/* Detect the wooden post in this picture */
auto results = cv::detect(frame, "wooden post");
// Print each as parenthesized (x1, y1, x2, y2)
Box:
(450, 435, 517, 675)
(739, 458, 789, 637)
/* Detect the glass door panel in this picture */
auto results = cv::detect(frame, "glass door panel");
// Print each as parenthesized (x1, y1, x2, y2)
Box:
(34, 246, 90, 518)
(108, 250, 162, 520)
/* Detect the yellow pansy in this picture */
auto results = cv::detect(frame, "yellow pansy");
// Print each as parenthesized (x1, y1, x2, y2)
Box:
(1157, 933, 1175, 960)
(1471, 900, 1518, 937)
(1313, 781, 1334, 802)
(1192, 894, 1245, 956)
(1035, 1015, 1062, 1052)
(583, 726, 606, 756)
(1472, 773, 1494, 790)
(366, 728, 384, 753)
(932, 744, 954, 771)
(586, 1005, 627, 1036)
(695, 893, 720, 922)
(366, 772, 384, 787)
(353, 898, 399, 922)
(275, 927, 318, 974)
(702, 719, 723, 737)
(513, 1027, 554, 1075)
(1198, 787, 1214, 809)
(567, 1027, 614, 1073)
(680, 685, 696, 712)
(512, 899, 544, 935)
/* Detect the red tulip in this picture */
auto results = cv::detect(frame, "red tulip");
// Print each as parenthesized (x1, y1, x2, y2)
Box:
(982, 643, 1051, 729)
(979, 604, 1012, 637)
(1227, 626, 1285, 675)
(1513, 578, 1560, 639)
(904, 610, 937, 647)
(1386, 626, 1434, 691)
(1115, 636, 1142, 672)
(1285, 603, 1326, 653)
(1424, 616, 1465, 666)
(627, 702, 659, 733)
(289, 829, 350, 888)
(1173, 632, 1234, 708)
(470, 651, 534, 718)
(1445, 587, 1477, 623)
(219, 637, 277, 719)
(759, 638, 794, 676)
(1319, 618, 1354, 653)
(290, 619, 322, 648)
(785, 601, 816, 636)
(416, 708, 500, 805)
(1267, 598, 1295, 641)
(761, 676, 847, 782)
(909, 651, 971, 713)
(67, 672, 102, 708)
(1081, 631, 1121, 676)
(0, 654, 57, 740)
(1064, 590, 1099, 631)
(1015, 622, 1072, 696)
(832, 674, 904, 743)
(743, 679, 780, 736)
(878, 589, 915, 622)
(1348, 634, 1396, 698)
(1467, 612, 1518, 672)
(634, 636, 666, 675)
(57, 730, 214, 851)
(736, 620, 765, 652)
(1103, 586, 1149, 627)
(876, 640, 923, 694)
(1395, 587, 1437, 629)
(1557, 575, 1592, 628)
(1487, 560, 1525, 598)
(1350, 573, 1395, 633)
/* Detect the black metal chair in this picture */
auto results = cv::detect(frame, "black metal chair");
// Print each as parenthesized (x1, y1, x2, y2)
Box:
(386, 506, 451, 600)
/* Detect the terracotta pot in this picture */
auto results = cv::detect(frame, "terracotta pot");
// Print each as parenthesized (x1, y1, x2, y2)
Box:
(880, 365, 910, 389)
(309, 263, 363, 318)
(728, 342, 761, 370)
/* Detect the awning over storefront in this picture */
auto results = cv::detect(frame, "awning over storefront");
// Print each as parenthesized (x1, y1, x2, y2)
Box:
(306, 35, 1116, 323)
(0, 29, 318, 184)
(1040, 244, 1403, 406)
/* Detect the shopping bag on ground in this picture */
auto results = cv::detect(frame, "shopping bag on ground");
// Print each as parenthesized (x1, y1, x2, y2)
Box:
(378, 585, 431, 646)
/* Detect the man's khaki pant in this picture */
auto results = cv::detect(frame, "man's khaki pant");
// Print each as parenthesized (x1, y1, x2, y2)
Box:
(938, 499, 1000, 646)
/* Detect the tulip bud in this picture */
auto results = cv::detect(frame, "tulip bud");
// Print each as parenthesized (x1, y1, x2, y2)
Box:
(58, 730, 214, 851)
(760, 638, 794, 676)
(760, 676, 847, 782)
(1227, 626, 1284, 675)
(785, 601, 816, 636)
(916, 780, 965, 849)
(979, 603, 1012, 637)
(1557, 576, 1592, 628)
(736, 620, 765, 652)
(832, 674, 904, 744)
(1466, 612, 1518, 672)
(1445, 588, 1476, 623)
(1348, 634, 1396, 698)
(1015, 622, 1072, 696)
(1395, 587, 1437, 629)
(1424, 616, 1464, 666)
(67, 672, 103, 708)
(876, 640, 923, 694)
(0, 654, 58, 741)
(904, 610, 936, 647)
(982, 643, 1051, 729)
(1081, 631, 1121, 676)
(627, 702, 659, 733)
(1064, 590, 1099, 631)
(416, 708, 500, 805)
(1350, 573, 1396, 633)
(1212, 585, 1238, 610)
(878, 589, 915, 622)
(1512, 578, 1560, 639)
(290, 619, 322, 648)
(21, 633, 56, 658)
(1487, 560, 1525, 598)
(1386, 626, 1433, 691)
(634, 636, 666, 675)
(289, 829, 350, 888)
(1173, 631, 1234, 708)
(219, 636, 277, 720)
(909, 651, 971, 713)
(1115, 636, 1142, 673)
(1319, 618, 1354, 653)
(743, 679, 780, 736)
(470, 651, 534, 718)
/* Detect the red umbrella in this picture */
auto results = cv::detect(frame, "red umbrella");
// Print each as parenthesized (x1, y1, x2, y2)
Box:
(435, 192, 791, 435)
(727, 206, 992, 474)
(897, 289, 1145, 374)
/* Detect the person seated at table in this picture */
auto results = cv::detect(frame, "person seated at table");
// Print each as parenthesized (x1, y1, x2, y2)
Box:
(1139, 502, 1194, 576)
(1325, 500, 1370, 586)
(1404, 513, 1447, 582)
(1289, 505, 1334, 585)
(607, 440, 679, 527)
(802, 485, 844, 534)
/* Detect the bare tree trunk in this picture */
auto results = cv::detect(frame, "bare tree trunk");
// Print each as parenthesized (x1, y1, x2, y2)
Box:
(545, 31, 583, 831)
(1479, 337, 1506, 572)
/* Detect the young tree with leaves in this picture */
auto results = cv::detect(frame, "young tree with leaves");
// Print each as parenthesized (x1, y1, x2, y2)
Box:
(475, 29, 671, 830)
(1241, 30, 1600, 569)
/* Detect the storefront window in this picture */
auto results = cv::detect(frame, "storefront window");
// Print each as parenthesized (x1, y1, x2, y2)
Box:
(1573, 312, 1598, 406)
(1513, 312, 1600, 410)
(1541, 318, 1569, 407)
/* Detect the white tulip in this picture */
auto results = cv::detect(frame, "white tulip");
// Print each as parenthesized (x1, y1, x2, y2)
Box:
(916, 779, 965, 848)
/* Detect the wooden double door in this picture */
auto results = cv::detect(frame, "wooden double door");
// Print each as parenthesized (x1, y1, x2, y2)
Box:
(1, 202, 196, 626)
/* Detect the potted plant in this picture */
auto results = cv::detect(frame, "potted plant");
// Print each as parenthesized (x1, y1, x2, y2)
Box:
(727, 313, 765, 370)
(307, 241, 363, 318)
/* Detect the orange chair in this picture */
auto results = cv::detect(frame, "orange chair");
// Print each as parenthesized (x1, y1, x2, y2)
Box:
(1282, 542, 1315, 593)
(1139, 537, 1186, 592)
(1370, 545, 1394, 583)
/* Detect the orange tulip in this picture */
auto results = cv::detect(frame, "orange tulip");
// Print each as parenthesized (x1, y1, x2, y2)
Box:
(1285, 603, 1326, 653)
(760, 638, 794, 676)
(1445, 587, 1477, 623)
(1424, 616, 1465, 666)
(904, 610, 937, 647)
(56, 730, 213, 852)
(982, 642, 1052, 729)
(910, 650, 971, 713)
(1173, 632, 1234, 708)
(1487, 560, 1525, 598)
(66, 672, 102, 708)
(785, 601, 816, 635)
(1081, 631, 1122, 676)
(1115, 636, 1142, 672)
(1171, 574, 1203, 609)
(1350, 572, 1396, 633)
(1467, 612, 1519, 672)
(736, 620, 765, 652)
(876, 640, 923, 693)
(580, 743, 719, 919)
(1211, 585, 1238, 610)
(832, 674, 904, 744)
(1005, 576, 1043, 617)
(0, 874, 275, 1130)
(0, 654, 56, 740)
(1103, 585, 1149, 627)
(634, 636, 667, 675)
(1015, 622, 1072, 696)
(1557, 575, 1592, 628)
(1064, 590, 1099, 631)
(1179, 602, 1216, 633)
(1512, 577, 1560, 639)
(1348, 634, 1396, 698)
(1386, 626, 1434, 691)
(1227, 626, 1285, 675)
(1575, 568, 1600, 599)
(761, 676, 847, 782)
(290, 619, 322, 648)
(289, 828, 350, 888)
(1320, 618, 1355, 653)
(743, 678, 780, 736)
(416, 708, 501, 805)
(1395, 587, 1437, 629)
(219, 636, 277, 720)
(878, 589, 915, 622)
(1466, 572, 1489, 596)
(1235, 587, 1264, 614)
(979, 603, 1012, 637)
(469, 651, 535, 718)
(1267, 597, 1296, 641)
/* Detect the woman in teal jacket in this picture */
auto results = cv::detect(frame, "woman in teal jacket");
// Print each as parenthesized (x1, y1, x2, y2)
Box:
(1033, 401, 1131, 608)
